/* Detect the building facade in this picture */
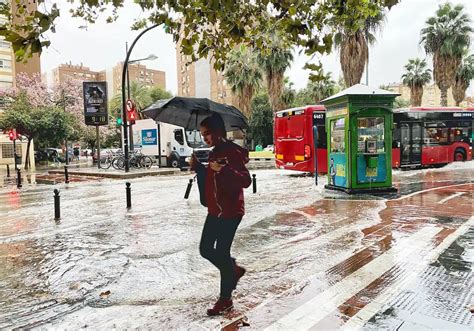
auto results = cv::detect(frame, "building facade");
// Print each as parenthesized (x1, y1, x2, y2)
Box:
(50, 62, 166, 101)
(386, 83, 473, 107)
(176, 51, 237, 106)
(52, 63, 101, 86)
(0, 0, 40, 169)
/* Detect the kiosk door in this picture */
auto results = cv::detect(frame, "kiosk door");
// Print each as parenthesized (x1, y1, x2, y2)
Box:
(400, 122, 422, 166)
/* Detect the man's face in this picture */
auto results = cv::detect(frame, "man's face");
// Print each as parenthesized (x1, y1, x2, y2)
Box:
(200, 126, 214, 146)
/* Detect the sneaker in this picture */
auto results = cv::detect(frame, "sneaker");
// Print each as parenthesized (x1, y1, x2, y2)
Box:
(207, 298, 233, 316)
(233, 264, 246, 290)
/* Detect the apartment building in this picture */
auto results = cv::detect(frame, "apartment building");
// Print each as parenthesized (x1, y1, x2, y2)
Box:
(0, 0, 40, 169)
(176, 52, 237, 106)
(386, 83, 473, 107)
(50, 62, 166, 101)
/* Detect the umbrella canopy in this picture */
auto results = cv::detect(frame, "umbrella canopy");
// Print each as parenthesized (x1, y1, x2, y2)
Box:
(142, 97, 248, 132)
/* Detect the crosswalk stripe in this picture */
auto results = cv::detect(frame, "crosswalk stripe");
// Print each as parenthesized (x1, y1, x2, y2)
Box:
(264, 226, 441, 331)
(341, 215, 474, 330)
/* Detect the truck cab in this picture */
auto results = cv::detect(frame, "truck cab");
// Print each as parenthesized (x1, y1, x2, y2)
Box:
(134, 119, 210, 169)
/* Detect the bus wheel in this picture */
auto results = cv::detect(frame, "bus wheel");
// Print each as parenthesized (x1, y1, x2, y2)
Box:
(454, 149, 466, 162)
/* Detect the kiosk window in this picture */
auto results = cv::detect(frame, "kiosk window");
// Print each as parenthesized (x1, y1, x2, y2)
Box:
(330, 118, 345, 153)
(357, 117, 384, 153)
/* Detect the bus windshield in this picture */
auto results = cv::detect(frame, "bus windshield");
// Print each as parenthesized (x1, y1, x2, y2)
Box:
(186, 130, 207, 148)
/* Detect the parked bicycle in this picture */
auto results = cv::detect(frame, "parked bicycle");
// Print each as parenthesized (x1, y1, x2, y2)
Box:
(111, 149, 153, 170)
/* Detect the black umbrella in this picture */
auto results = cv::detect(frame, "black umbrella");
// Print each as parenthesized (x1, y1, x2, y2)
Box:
(142, 96, 248, 132)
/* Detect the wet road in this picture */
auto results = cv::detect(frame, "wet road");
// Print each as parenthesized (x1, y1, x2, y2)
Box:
(0, 162, 473, 329)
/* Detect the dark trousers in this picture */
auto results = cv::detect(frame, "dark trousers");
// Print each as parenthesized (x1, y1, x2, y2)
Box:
(199, 214, 242, 299)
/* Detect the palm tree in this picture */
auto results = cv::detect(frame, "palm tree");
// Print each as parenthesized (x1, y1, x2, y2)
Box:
(333, 6, 385, 87)
(401, 58, 432, 106)
(307, 71, 338, 102)
(257, 32, 293, 112)
(420, 3, 473, 106)
(453, 54, 474, 106)
(110, 81, 152, 120)
(224, 45, 263, 117)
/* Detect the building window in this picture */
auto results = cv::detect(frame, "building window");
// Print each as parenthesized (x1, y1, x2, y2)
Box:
(0, 59, 12, 69)
(1, 143, 21, 159)
(0, 41, 9, 48)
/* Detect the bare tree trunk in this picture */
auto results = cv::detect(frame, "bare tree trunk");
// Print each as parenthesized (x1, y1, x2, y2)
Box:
(340, 31, 368, 87)
(452, 79, 467, 106)
(440, 88, 448, 107)
(24, 138, 32, 170)
(267, 71, 285, 112)
(410, 85, 423, 106)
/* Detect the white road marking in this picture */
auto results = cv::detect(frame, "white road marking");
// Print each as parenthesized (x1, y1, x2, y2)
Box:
(437, 192, 465, 204)
(393, 183, 470, 201)
(342, 215, 474, 330)
(264, 226, 441, 331)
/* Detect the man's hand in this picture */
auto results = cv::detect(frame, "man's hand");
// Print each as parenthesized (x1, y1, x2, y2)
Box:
(189, 153, 199, 171)
(209, 161, 225, 172)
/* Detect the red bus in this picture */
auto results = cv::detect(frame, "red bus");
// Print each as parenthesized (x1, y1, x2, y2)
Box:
(274, 105, 327, 173)
(393, 107, 473, 168)
(274, 106, 473, 173)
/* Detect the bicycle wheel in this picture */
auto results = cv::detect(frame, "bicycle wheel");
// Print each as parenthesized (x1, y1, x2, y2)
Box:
(99, 157, 111, 169)
(112, 157, 125, 170)
(141, 156, 153, 169)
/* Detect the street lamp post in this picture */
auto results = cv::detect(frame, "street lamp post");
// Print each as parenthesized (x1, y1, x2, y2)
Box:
(121, 24, 159, 172)
(124, 43, 158, 153)
(61, 90, 69, 167)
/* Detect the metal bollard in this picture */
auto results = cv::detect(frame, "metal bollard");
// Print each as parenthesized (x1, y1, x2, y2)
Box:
(54, 189, 60, 220)
(17, 169, 22, 188)
(64, 165, 69, 184)
(126, 182, 131, 209)
(6, 164, 10, 178)
(184, 178, 193, 199)
(252, 174, 257, 194)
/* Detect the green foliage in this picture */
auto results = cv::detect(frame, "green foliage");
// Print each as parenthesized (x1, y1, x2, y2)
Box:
(0, 0, 401, 80)
(401, 58, 431, 87)
(0, 93, 72, 148)
(420, 3, 472, 58)
(249, 93, 274, 147)
(420, 2, 472, 106)
(109, 81, 153, 118)
(455, 54, 474, 85)
(290, 72, 340, 107)
(224, 45, 263, 115)
(149, 86, 173, 102)
(393, 97, 410, 109)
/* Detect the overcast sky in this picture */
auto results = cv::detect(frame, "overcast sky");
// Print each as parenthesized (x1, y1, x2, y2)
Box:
(41, 0, 474, 96)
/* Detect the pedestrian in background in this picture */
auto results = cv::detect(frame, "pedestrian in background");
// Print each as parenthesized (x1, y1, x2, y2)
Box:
(190, 113, 251, 316)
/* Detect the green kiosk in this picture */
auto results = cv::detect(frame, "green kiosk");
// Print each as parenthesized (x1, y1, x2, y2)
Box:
(321, 84, 399, 194)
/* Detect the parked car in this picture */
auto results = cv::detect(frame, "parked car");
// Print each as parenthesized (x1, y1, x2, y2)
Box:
(263, 144, 274, 152)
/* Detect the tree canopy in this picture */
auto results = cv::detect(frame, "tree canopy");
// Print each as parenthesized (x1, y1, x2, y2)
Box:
(0, 0, 400, 80)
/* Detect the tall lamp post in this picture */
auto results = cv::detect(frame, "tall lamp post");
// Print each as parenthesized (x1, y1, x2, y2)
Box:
(125, 46, 158, 152)
(122, 24, 159, 172)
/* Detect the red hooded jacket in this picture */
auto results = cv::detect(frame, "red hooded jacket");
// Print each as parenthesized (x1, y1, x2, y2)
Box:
(204, 141, 251, 218)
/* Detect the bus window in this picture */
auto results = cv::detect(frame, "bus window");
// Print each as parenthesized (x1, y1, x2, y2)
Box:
(317, 125, 327, 148)
(450, 127, 469, 142)
(286, 115, 305, 138)
(424, 127, 448, 144)
(330, 118, 345, 153)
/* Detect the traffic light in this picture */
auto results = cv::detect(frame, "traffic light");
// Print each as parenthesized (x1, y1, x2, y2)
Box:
(116, 117, 123, 126)
(8, 129, 16, 141)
